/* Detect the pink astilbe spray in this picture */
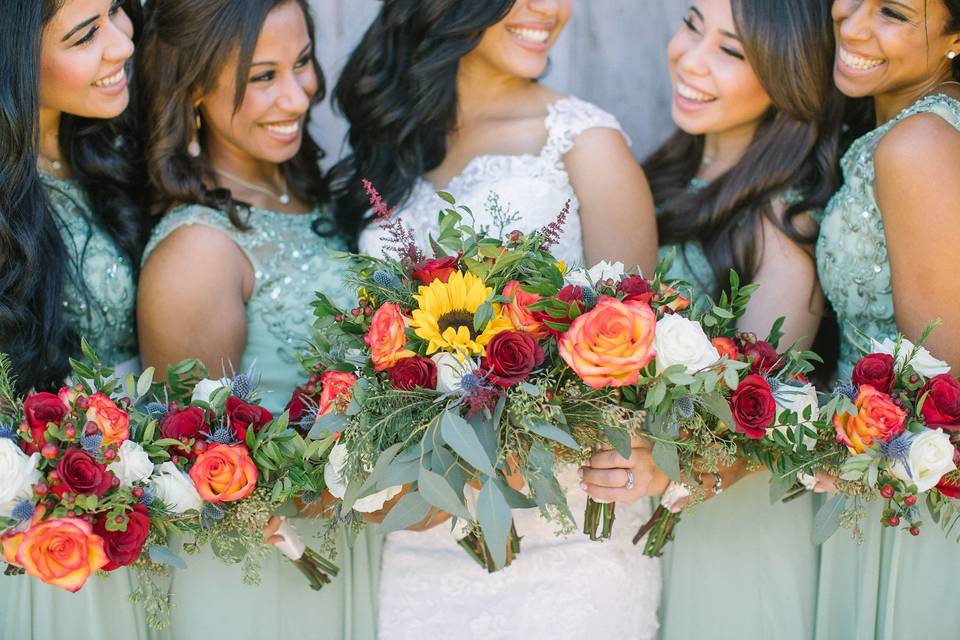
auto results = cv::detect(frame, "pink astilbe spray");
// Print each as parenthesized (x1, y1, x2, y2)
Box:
(540, 199, 571, 251)
(363, 179, 424, 266)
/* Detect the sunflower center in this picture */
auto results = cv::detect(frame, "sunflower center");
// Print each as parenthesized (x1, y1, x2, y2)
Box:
(437, 310, 478, 339)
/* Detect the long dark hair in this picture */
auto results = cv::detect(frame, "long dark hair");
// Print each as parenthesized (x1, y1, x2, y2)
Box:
(138, 0, 327, 227)
(0, 0, 144, 395)
(329, 0, 517, 246)
(644, 0, 844, 297)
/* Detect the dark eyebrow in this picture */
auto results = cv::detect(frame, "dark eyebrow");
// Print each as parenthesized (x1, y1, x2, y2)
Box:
(719, 29, 741, 41)
(61, 15, 99, 42)
(250, 42, 313, 68)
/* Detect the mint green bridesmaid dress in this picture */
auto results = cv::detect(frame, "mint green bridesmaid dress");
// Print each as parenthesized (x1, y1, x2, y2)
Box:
(656, 185, 819, 640)
(0, 176, 165, 640)
(143, 203, 382, 640)
(815, 93, 960, 640)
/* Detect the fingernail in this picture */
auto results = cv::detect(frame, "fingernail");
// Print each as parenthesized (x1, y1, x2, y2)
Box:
(580, 482, 588, 491)
(577, 467, 584, 479)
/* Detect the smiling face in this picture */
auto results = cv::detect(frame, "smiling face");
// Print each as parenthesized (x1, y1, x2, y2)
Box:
(832, 0, 959, 99)
(40, 0, 135, 119)
(198, 0, 318, 166)
(667, 0, 772, 137)
(465, 0, 573, 79)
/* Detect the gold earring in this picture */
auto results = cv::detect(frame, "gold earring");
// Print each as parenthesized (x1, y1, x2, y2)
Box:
(187, 104, 202, 158)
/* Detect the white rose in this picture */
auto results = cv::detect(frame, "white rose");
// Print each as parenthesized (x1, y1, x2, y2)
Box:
(771, 383, 820, 449)
(108, 440, 154, 489)
(654, 314, 720, 374)
(871, 338, 951, 377)
(890, 429, 957, 492)
(191, 378, 229, 404)
(565, 261, 627, 290)
(151, 461, 203, 513)
(431, 353, 479, 393)
(323, 443, 403, 513)
(0, 439, 41, 519)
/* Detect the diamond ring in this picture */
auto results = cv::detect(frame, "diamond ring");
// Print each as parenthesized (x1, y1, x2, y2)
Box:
(624, 470, 635, 491)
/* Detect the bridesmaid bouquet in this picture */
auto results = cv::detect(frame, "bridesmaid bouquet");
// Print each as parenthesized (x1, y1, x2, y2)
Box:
(762, 328, 960, 545)
(295, 183, 650, 571)
(0, 344, 336, 629)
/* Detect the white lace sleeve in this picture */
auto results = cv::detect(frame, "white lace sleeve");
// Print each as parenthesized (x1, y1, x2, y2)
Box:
(542, 96, 632, 166)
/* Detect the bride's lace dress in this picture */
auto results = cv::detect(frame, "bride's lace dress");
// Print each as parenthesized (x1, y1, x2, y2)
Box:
(359, 96, 661, 639)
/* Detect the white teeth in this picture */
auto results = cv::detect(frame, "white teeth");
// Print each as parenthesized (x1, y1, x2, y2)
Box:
(263, 121, 300, 136)
(507, 27, 550, 44)
(93, 68, 125, 88)
(838, 47, 884, 71)
(676, 81, 715, 103)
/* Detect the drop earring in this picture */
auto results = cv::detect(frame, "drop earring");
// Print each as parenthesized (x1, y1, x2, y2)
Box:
(187, 103, 202, 158)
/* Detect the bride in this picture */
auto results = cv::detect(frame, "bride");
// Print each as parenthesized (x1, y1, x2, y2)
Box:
(331, 0, 661, 636)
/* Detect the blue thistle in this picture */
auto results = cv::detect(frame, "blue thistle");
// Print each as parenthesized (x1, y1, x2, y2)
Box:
(673, 396, 695, 419)
(581, 286, 599, 309)
(81, 434, 103, 454)
(373, 270, 402, 290)
(137, 486, 156, 506)
(231, 373, 254, 401)
(459, 373, 485, 393)
(301, 490, 319, 505)
(201, 502, 226, 527)
(833, 383, 858, 402)
(11, 500, 35, 522)
(0, 423, 17, 442)
(882, 433, 915, 479)
(766, 378, 785, 394)
(205, 423, 240, 445)
(143, 401, 168, 421)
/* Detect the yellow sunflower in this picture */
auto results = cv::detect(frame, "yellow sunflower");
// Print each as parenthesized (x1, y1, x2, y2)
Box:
(411, 270, 514, 356)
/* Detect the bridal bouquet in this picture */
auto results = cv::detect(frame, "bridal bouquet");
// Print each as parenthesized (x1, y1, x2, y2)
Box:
(295, 182, 649, 571)
(0, 344, 336, 629)
(763, 328, 960, 545)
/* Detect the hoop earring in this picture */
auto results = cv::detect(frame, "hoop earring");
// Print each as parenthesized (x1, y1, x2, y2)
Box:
(187, 104, 202, 158)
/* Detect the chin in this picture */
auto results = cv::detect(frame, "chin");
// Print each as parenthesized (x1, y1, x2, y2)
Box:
(671, 109, 712, 137)
(84, 93, 131, 121)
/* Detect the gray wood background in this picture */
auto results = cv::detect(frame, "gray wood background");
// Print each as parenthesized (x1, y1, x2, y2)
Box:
(308, 0, 689, 164)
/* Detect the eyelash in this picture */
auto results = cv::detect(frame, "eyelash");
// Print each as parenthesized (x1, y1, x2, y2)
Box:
(682, 16, 744, 60)
(250, 56, 312, 83)
(682, 16, 699, 34)
(73, 1, 123, 47)
(880, 7, 908, 21)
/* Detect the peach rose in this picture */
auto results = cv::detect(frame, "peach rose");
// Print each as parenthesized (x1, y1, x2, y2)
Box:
(502, 280, 548, 338)
(85, 393, 129, 445)
(189, 444, 258, 503)
(317, 371, 359, 416)
(2, 515, 108, 592)
(711, 337, 740, 361)
(834, 384, 908, 454)
(658, 285, 691, 312)
(365, 303, 416, 372)
(558, 297, 656, 389)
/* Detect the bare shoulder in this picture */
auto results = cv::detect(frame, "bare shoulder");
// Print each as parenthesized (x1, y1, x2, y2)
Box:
(141, 223, 250, 296)
(876, 111, 960, 175)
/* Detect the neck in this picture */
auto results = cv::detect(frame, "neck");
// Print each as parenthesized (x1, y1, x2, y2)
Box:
(700, 120, 758, 180)
(207, 141, 284, 190)
(455, 53, 535, 124)
(38, 107, 63, 169)
(874, 70, 955, 124)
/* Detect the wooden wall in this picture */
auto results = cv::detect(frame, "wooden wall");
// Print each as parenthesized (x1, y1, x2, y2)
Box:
(308, 0, 688, 163)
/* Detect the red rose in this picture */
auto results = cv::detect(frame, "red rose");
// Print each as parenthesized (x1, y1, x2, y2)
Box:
(412, 256, 458, 285)
(387, 356, 438, 390)
(160, 406, 206, 440)
(225, 397, 273, 441)
(93, 504, 150, 570)
(21, 393, 69, 454)
(739, 335, 781, 374)
(729, 374, 776, 439)
(285, 386, 314, 424)
(617, 275, 654, 304)
(55, 448, 113, 497)
(533, 285, 585, 337)
(919, 374, 960, 431)
(482, 331, 545, 387)
(852, 353, 896, 394)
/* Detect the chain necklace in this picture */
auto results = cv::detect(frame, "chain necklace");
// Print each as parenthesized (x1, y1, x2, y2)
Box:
(213, 167, 290, 205)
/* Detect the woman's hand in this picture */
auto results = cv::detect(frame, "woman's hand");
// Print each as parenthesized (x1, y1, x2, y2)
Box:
(579, 437, 670, 503)
(665, 458, 751, 512)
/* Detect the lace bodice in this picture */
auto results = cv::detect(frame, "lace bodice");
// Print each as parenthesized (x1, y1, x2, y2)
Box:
(359, 96, 628, 268)
(143, 204, 354, 413)
(44, 176, 138, 366)
(817, 94, 960, 381)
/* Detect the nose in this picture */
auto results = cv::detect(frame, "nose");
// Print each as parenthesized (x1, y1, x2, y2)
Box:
(276, 72, 312, 115)
(527, 0, 560, 16)
(103, 12, 135, 65)
(676, 36, 711, 79)
(838, 1, 871, 44)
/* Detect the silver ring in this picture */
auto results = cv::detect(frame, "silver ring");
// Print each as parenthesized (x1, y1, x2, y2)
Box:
(712, 472, 723, 495)
(624, 470, 635, 491)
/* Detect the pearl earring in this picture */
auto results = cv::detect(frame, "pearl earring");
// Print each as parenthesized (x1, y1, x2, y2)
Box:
(949, 51, 957, 60)
(187, 104, 202, 158)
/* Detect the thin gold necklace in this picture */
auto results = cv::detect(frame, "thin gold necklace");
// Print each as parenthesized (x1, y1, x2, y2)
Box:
(213, 167, 290, 205)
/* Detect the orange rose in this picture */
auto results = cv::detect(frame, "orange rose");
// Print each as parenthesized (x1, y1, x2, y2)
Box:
(711, 337, 740, 361)
(658, 285, 691, 312)
(85, 393, 129, 445)
(502, 280, 548, 338)
(189, 444, 258, 503)
(2, 516, 108, 592)
(558, 297, 656, 389)
(834, 384, 908, 453)
(365, 303, 416, 372)
(317, 371, 358, 416)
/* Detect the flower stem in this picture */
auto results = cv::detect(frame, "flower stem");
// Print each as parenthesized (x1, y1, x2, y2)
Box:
(457, 523, 521, 572)
(288, 547, 339, 591)
(633, 504, 679, 557)
(584, 498, 616, 541)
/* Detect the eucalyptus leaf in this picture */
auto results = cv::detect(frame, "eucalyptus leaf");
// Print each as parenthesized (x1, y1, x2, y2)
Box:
(603, 427, 633, 460)
(378, 459, 420, 489)
(652, 441, 681, 482)
(812, 494, 847, 544)
(358, 443, 404, 497)
(136, 367, 155, 399)
(379, 492, 432, 534)
(476, 478, 513, 570)
(307, 414, 348, 440)
(418, 466, 472, 520)
(699, 392, 736, 428)
(523, 419, 579, 450)
(440, 411, 495, 476)
(148, 544, 187, 570)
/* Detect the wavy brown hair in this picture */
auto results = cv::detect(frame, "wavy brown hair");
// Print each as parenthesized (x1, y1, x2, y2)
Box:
(644, 0, 845, 297)
(137, 0, 327, 228)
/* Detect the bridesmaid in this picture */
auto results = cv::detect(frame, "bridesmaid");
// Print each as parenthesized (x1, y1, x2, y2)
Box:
(0, 1, 163, 638)
(136, 1, 378, 638)
(815, 1, 960, 638)
(582, 1, 846, 638)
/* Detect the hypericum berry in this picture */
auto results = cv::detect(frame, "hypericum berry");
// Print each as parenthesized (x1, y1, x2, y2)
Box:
(334, 314, 345, 323)
(48, 471, 59, 484)
(132, 487, 145, 499)
(84, 421, 99, 436)
(171, 455, 181, 465)
(64, 493, 76, 505)
(909, 526, 921, 536)
(33, 482, 49, 496)
(81, 514, 94, 524)
(305, 384, 316, 395)
(309, 374, 320, 385)
(110, 475, 121, 488)
(41, 443, 59, 460)
(103, 448, 117, 461)
(193, 440, 208, 455)
(75, 396, 91, 411)
(886, 515, 901, 527)
(114, 515, 125, 525)
(65, 509, 76, 517)
(903, 494, 918, 506)
(363, 306, 373, 317)
(880, 484, 896, 499)
(545, 390, 555, 401)
(64, 426, 77, 439)
(909, 375, 920, 384)
(351, 307, 362, 317)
